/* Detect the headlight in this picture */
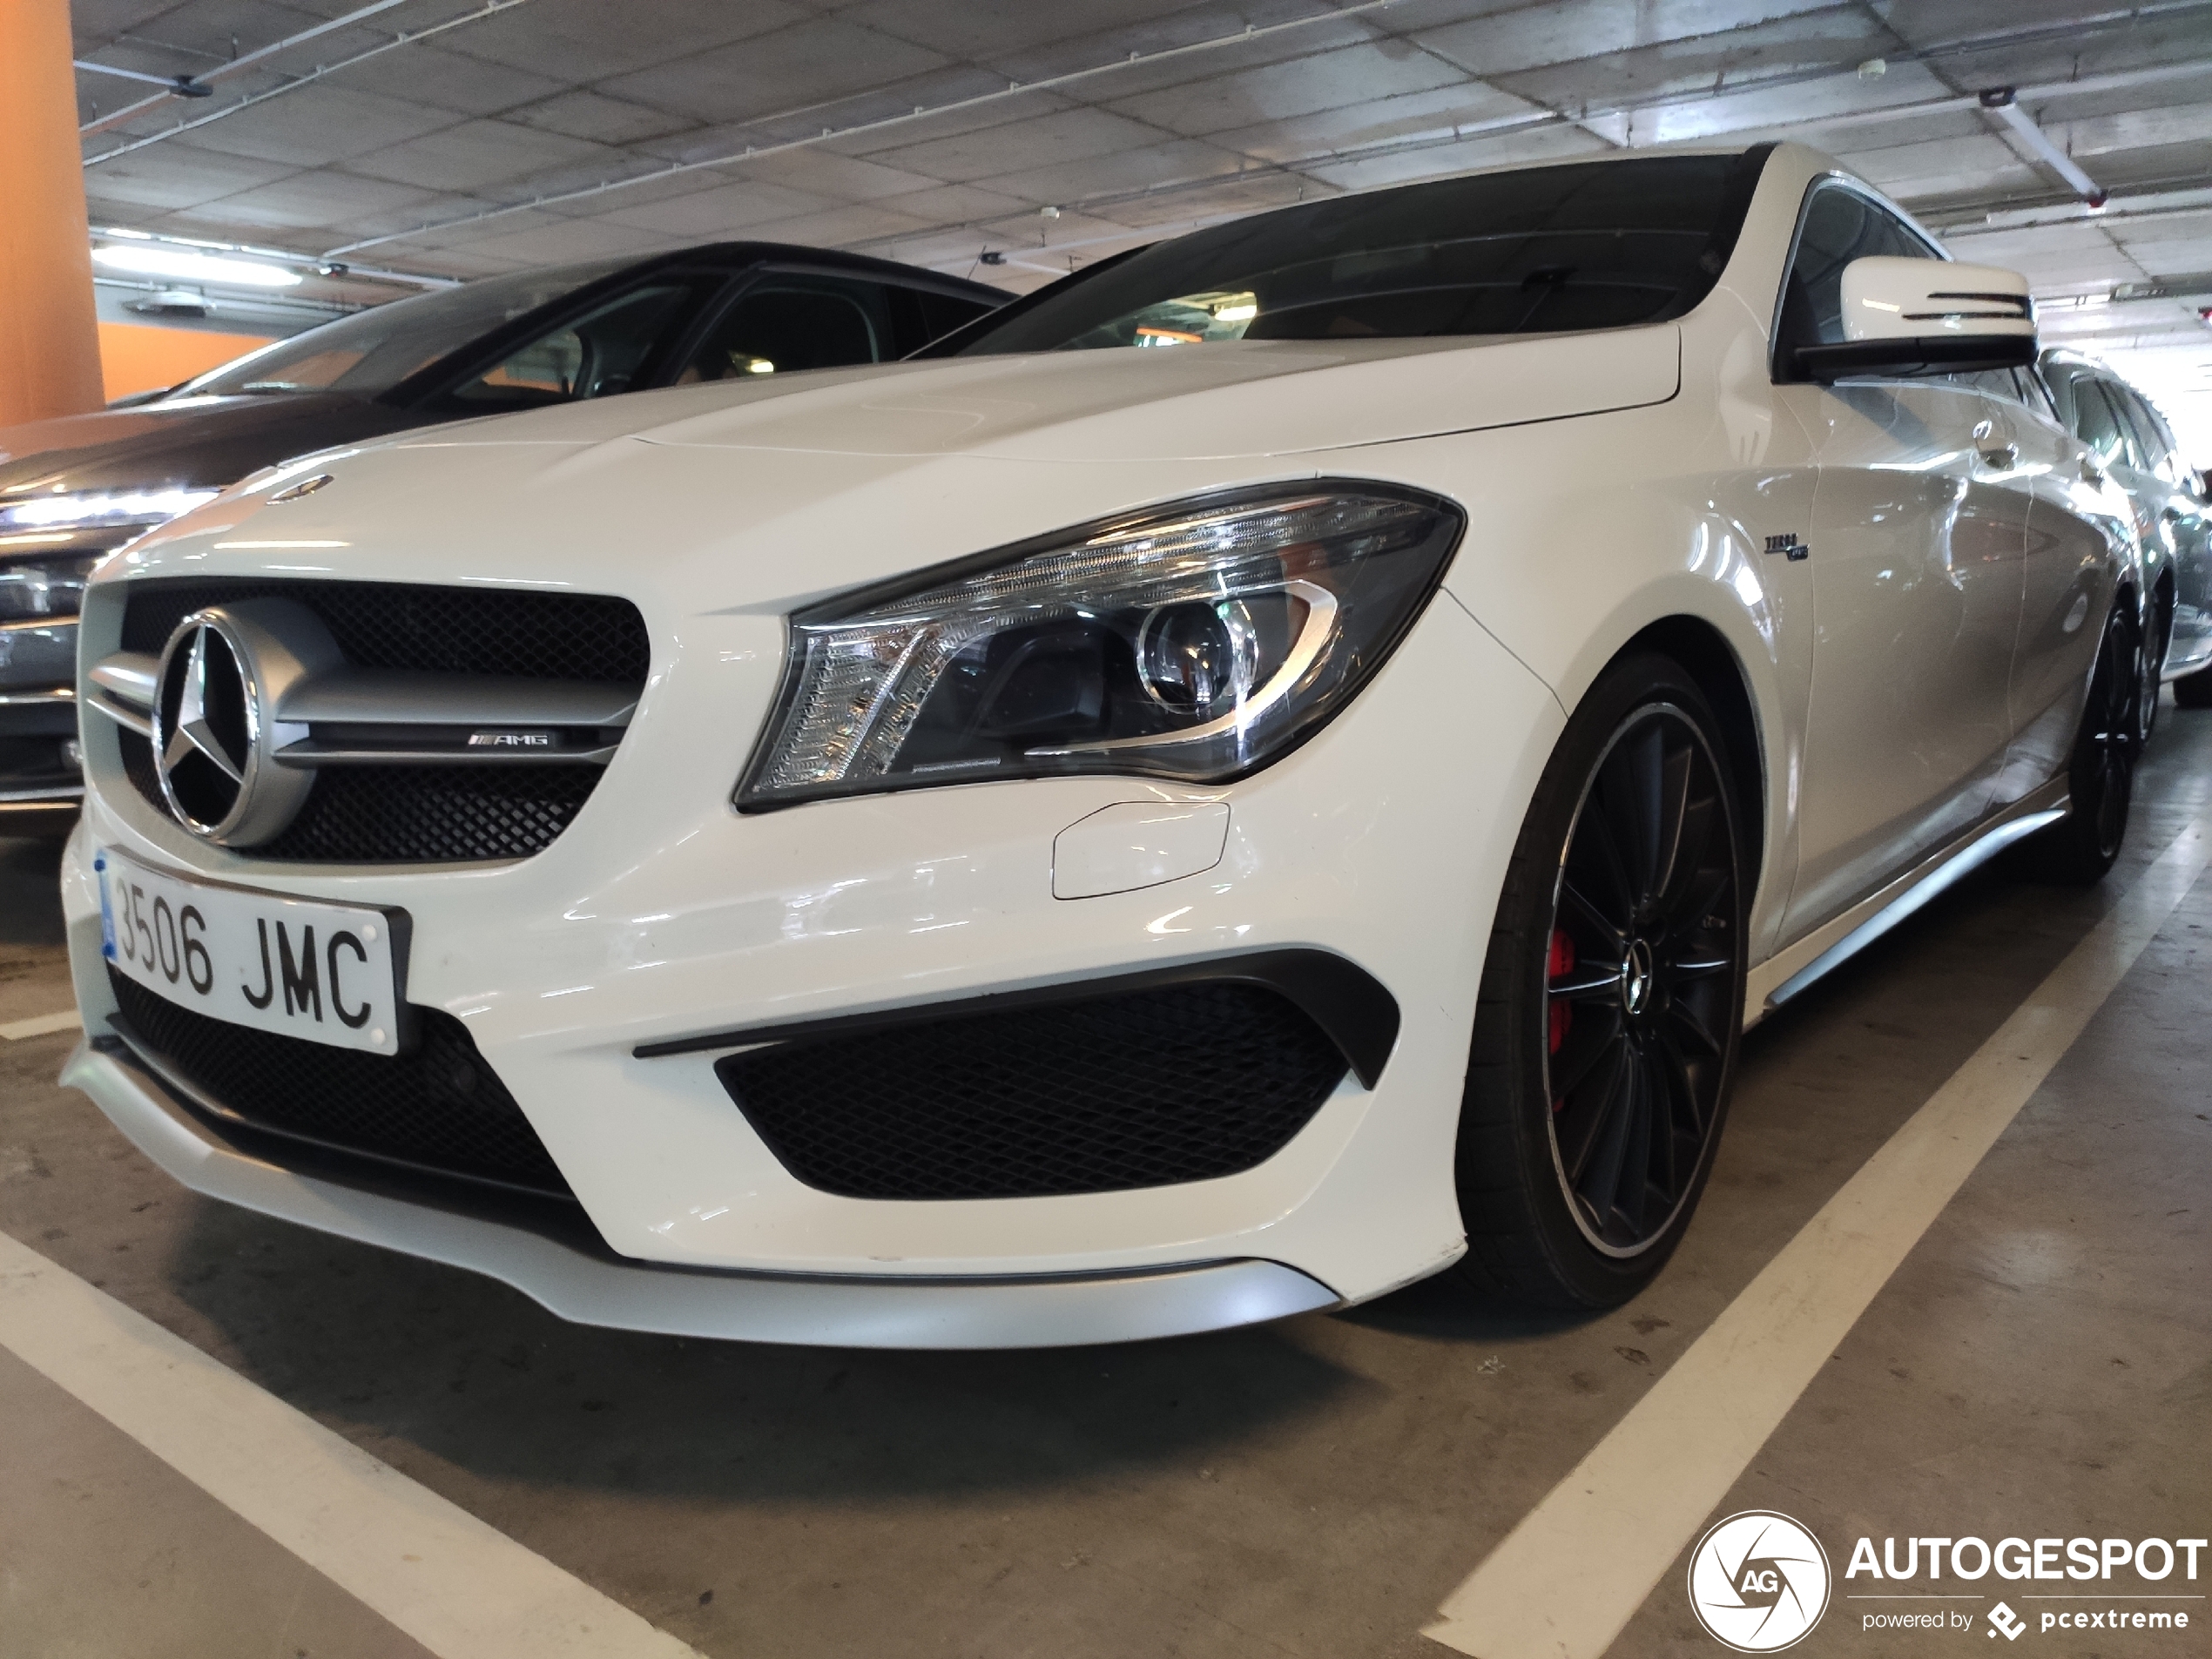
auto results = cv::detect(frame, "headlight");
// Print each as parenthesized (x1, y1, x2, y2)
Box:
(0, 552, 103, 622)
(738, 484, 1463, 808)
(0, 488, 218, 533)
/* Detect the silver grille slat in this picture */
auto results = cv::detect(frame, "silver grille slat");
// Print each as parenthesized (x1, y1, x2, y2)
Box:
(89, 652, 159, 706)
(86, 650, 634, 765)
(273, 669, 636, 728)
(86, 651, 158, 736)
(271, 737, 624, 768)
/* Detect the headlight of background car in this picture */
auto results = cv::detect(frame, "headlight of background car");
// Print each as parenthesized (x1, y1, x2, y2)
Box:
(738, 485, 1464, 808)
(0, 550, 105, 623)
(0, 489, 219, 625)
(0, 488, 218, 536)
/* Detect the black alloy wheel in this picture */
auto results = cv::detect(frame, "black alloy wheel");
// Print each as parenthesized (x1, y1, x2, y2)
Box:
(1544, 707, 1739, 1254)
(2027, 601, 2139, 884)
(1455, 654, 1747, 1309)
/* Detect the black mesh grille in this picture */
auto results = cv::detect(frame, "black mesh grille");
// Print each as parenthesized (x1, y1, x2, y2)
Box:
(110, 968, 574, 1199)
(119, 726, 163, 810)
(261, 763, 607, 864)
(718, 982, 1348, 1200)
(113, 579, 646, 863)
(118, 578, 648, 681)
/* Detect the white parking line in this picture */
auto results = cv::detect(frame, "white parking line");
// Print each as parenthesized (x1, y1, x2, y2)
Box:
(1425, 809, 2212, 1659)
(0, 1231, 702, 1659)
(0, 1009, 80, 1041)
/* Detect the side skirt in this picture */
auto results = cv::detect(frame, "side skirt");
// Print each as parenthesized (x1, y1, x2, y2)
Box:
(1743, 776, 2070, 1026)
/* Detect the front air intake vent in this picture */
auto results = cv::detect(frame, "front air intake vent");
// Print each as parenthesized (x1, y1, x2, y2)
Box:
(109, 968, 575, 1200)
(715, 981, 1352, 1200)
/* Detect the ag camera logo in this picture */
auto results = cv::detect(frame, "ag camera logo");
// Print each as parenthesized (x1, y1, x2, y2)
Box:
(1688, 1511, 1832, 1651)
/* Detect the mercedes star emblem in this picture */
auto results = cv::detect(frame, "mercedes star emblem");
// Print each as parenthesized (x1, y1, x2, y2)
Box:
(151, 604, 323, 846)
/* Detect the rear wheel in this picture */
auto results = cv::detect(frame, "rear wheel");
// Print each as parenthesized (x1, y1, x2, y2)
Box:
(1453, 655, 1746, 1309)
(2027, 603, 2139, 884)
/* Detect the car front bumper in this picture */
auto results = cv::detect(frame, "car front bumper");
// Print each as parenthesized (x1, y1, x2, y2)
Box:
(1, 618, 82, 816)
(60, 1035, 1339, 1348)
(62, 589, 1561, 1345)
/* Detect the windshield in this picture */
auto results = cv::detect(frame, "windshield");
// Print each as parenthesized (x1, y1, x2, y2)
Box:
(951, 152, 1769, 355)
(176, 258, 637, 399)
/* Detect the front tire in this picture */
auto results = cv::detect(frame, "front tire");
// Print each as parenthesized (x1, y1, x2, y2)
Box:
(2027, 603, 2139, 885)
(1453, 655, 1747, 1310)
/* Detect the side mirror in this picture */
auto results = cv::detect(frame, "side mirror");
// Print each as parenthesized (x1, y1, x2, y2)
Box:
(1793, 256, 2037, 383)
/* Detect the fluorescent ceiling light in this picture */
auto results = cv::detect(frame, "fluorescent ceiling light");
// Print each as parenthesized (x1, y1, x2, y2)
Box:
(91, 245, 303, 288)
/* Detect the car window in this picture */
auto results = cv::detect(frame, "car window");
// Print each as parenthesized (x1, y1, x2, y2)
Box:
(887, 287, 1000, 355)
(950, 151, 1771, 354)
(446, 284, 695, 410)
(2070, 379, 2134, 468)
(2107, 381, 2175, 474)
(675, 275, 894, 382)
(1775, 183, 1941, 358)
(1947, 367, 2029, 404)
(2012, 365, 2060, 421)
(2093, 380, 2153, 470)
(179, 258, 636, 398)
(2038, 361, 2079, 428)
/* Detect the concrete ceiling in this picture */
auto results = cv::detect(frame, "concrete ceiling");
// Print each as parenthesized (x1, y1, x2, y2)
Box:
(72, 0, 2212, 448)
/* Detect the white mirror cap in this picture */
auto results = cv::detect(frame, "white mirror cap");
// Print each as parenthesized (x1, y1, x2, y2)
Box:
(1840, 257, 2035, 344)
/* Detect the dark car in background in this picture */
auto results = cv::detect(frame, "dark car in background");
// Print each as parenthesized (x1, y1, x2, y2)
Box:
(2037, 349, 2212, 722)
(0, 244, 1005, 819)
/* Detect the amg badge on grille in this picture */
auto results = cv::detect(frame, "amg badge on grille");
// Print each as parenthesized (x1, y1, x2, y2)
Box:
(467, 730, 556, 748)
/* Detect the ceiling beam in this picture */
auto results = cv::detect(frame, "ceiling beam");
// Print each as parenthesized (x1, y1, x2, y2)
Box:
(77, 0, 424, 137)
(1979, 88, 2108, 208)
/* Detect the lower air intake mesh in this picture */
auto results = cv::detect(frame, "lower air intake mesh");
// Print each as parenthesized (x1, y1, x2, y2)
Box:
(110, 968, 573, 1199)
(716, 981, 1348, 1200)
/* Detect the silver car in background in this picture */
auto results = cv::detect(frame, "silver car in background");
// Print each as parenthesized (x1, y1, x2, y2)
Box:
(2038, 350, 2212, 719)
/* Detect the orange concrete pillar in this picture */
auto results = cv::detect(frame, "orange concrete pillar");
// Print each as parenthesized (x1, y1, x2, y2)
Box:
(0, 0, 106, 425)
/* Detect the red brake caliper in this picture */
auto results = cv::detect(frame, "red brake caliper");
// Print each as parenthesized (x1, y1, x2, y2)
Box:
(1547, 927, 1575, 1113)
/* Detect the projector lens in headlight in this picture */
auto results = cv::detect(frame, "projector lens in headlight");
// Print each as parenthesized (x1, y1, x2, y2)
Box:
(737, 484, 1464, 808)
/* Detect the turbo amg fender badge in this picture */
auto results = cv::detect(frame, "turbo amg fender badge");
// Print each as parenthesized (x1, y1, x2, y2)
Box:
(1763, 531, 1810, 561)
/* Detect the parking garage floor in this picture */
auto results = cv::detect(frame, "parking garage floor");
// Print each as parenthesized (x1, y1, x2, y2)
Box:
(3, 711, 2208, 1659)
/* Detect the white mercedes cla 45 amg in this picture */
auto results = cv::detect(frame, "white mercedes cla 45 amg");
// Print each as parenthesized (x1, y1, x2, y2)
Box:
(60, 143, 2143, 1348)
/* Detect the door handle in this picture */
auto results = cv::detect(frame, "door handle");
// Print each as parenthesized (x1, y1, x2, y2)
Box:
(1979, 443, 2019, 470)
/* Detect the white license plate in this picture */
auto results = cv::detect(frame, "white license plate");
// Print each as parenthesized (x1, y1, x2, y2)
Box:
(97, 847, 403, 1055)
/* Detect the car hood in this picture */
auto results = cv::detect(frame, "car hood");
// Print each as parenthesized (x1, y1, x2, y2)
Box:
(384, 326, 1681, 463)
(118, 327, 1678, 617)
(0, 392, 426, 496)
